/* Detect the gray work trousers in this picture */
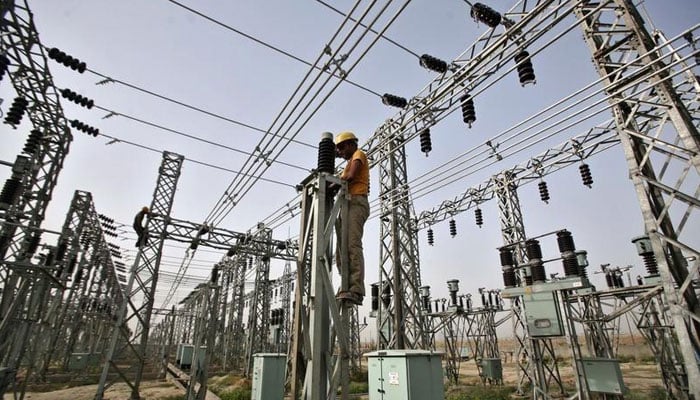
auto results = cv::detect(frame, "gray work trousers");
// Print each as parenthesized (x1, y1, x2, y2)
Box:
(335, 194, 369, 296)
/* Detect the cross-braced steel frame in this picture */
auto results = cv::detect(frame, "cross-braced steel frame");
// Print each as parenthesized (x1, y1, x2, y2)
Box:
(565, 284, 690, 398)
(574, 1, 700, 396)
(496, 173, 566, 399)
(0, 1, 75, 395)
(375, 120, 427, 349)
(288, 172, 352, 400)
(95, 151, 183, 400)
(244, 228, 272, 376)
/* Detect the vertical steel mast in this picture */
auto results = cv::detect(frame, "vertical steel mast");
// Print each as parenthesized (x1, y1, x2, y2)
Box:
(575, 1, 700, 397)
(376, 120, 426, 349)
(95, 151, 183, 400)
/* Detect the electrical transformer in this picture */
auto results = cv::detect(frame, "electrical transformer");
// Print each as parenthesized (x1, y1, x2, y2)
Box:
(366, 350, 444, 400)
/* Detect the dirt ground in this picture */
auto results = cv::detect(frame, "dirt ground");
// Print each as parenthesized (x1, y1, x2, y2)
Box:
(11, 335, 663, 399)
(3, 380, 184, 400)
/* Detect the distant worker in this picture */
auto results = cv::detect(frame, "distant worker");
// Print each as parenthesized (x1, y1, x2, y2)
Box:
(334, 131, 369, 306)
(133, 206, 149, 248)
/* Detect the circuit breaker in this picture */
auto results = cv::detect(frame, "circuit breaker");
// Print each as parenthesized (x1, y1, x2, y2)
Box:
(366, 350, 444, 400)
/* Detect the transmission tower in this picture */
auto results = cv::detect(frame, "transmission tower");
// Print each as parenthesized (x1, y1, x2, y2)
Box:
(95, 151, 184, 400)
(244, 227, 273, 375)
(575, 1, 700, 395)
(375, 119, 427, 349)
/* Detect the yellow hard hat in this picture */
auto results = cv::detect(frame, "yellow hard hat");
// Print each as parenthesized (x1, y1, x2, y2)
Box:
(335, 131, 357, 145)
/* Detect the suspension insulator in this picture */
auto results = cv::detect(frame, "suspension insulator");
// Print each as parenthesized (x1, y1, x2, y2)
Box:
(579, 163, 593, 187)
(381, 93, 408, 108)
(514, 50, 536, 86)
(470, 3, 502, 28)
(317, 132, 335, 174)
(427, 228, 434, 246)
(60, 88, 94, 109)
(4, 96, 29, 126)
(419, 54, 448, 74)
(538, 181, 550, 203)
(23, 129, 43, 155)
(70, 119, 100, 137)
(419, 128, 432, 156)
(48, 47, 87, 73)
(0, 178, 22, 207)
(0, 54, 9, 81)
(460, 94, 476, 128)
(474, 208, 483, 228)
(371, 284, 379, 312)
(449, 219, 457, 237)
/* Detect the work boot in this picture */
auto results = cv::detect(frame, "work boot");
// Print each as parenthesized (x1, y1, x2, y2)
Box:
(337, 291, 363, 306)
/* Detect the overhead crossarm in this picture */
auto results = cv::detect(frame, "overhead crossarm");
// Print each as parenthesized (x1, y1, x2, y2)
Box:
(416, 120, 619, 229)
(161, 216, 298, 260)
(364, 0, 572, 162)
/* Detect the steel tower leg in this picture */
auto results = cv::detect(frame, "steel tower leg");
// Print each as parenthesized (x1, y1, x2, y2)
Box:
(289, 172, 351, 400)
(95, 151, 183, 400)
(575, 2, 700, 397)
(376, 120, 427, 349)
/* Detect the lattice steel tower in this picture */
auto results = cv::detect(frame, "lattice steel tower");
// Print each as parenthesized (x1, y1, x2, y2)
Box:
(95, 151, 183, 400)
(575, 0, 700, 396)
(375, 119, 427, 349)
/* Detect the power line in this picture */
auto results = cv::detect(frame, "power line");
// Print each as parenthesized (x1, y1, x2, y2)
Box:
(205, 0, 412, 227)
(313, 0, 421, 58)
(91, 103, 310, 172)
(87, 68, 317, 149)
(95, 131, 297, 188)
(166, 0, 382, 98)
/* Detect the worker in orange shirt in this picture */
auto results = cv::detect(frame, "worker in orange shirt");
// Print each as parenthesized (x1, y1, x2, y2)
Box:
(334, 132, 369, 306)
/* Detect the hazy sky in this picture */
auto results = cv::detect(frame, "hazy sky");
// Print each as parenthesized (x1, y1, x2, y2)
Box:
(1, 0, 698, 329)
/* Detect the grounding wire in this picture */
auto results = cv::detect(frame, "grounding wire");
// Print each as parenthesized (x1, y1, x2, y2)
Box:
(160, 0, 390, 303)
(258, 19, 698, 232)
